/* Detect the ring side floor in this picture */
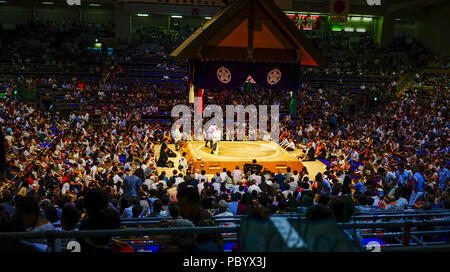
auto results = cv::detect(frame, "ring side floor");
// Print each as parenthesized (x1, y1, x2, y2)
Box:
(154, 142, 326, 179)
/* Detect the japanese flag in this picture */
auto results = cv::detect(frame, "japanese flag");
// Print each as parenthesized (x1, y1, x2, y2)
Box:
(330, 0, 349, 23)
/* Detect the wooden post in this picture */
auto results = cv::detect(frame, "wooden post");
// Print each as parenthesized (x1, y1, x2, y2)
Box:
(247, 0, 255, 61)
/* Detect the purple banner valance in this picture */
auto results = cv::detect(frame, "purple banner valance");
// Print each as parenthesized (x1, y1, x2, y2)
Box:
(191, 61, 300, 90)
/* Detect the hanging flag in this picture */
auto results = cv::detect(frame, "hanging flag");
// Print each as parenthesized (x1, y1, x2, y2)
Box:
(329, 0, 349, 23)
(195, 89, 204, 114)
(246, 82, 252, 92)
(193, 60, 298, 90)
(289, 90, 297, 115)
(189, 81, 195, 103)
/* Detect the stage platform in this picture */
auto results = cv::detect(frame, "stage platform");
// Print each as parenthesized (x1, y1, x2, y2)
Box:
(182, 141, 304, 174)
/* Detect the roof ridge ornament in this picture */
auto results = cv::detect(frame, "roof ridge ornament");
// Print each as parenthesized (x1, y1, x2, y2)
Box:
(247, 47, 255, 61)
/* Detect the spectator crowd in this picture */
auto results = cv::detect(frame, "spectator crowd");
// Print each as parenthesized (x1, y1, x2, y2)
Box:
(0, 21, 448, 252)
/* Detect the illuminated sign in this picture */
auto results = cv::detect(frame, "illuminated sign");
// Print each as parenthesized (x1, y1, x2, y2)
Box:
(329, 15, 374, 33)
(367, 0, 381, 6)
(286, 14, 321, 30)
(66, 0, 81, 5)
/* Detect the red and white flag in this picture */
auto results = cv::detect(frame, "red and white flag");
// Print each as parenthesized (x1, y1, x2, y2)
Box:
(195, 89, 204, 114)
(329, 0, 349, 23)
(189, 81, 195, 103)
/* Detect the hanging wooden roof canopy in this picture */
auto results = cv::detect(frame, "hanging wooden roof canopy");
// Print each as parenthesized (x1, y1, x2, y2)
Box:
(171, 0, 326, 67)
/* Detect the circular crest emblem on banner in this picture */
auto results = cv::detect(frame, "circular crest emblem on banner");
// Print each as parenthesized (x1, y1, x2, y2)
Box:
(267, 68, 282, 85)
(217, 66, 232, 84)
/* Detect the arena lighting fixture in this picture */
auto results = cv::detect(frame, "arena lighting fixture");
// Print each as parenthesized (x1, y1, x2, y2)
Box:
(286, 11, 324, 15)
(204, 16, 212, 19)
(344, 27, 354, 32)
(352, 17, 362, 20)
(356, 28, 366, 32)
(363, 17, 373, 21)
(0, 1, 7, 3)
(42, 1, 54, 4)
(137, 13, 149, 16)
(332, 26, 342, 31)
(171, 15, 183, 18)
(89, 3, 101, 6)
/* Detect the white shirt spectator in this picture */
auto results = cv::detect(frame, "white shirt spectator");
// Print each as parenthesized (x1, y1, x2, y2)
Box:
(232, 168, 243, 182)
(197, 182, 206, 194)
(231, 185, 245, 196)
(286, 141, 295, 150)
(174, 176, 184, 187)
(151, 180, 167, 190)
(289, 181, 298, 192)
(61, 182, 70, 195)
(212, 182, 221, 194)
(249, 174, 262, 186)
(198, 175, 208, 183)
(282, 190, 293, 199)
(113, 174, 123, 185)
(143, 178, 153, 190)
(280, 138, 289, 147)
(179, 156, 188, 171)
(248, 184, 262, 194)
(220, 171, 227, 182)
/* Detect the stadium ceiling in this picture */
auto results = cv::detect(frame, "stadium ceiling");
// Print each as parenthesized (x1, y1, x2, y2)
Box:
(292, 0, 450, 16)
(3, 0, 116, 7)
(384, 0, 450, 16)
(5, 0, 449, 16)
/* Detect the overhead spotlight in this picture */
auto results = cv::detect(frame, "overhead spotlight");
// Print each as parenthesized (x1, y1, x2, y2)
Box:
(223, 0, 235, 5)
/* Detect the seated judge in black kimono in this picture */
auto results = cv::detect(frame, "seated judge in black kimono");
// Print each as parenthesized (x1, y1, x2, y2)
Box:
(306, 146, 316, 161)
(157, 147, 172, 167)
(161, 139, 176, 158)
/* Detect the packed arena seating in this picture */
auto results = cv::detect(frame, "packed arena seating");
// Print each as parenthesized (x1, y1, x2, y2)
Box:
(135, 26, 195, 53)
(0, 21, 112, 81)
(0, 20, 448, 252)
(304, 33, 430, 77)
